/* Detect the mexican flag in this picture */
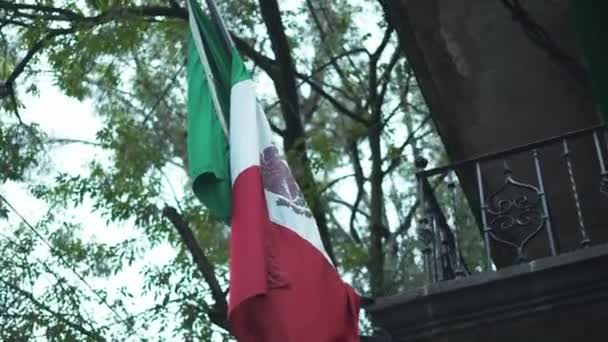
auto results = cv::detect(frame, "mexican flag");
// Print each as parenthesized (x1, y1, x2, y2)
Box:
(186, 0, 361, 341)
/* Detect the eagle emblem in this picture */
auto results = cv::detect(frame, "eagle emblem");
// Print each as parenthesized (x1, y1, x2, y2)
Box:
(260, 146, 312, 218)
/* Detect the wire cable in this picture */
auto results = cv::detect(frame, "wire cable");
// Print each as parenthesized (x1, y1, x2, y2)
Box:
(0, 193, 140, 337)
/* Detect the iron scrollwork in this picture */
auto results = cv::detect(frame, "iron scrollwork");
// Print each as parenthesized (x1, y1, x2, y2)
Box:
(484, 168, 544, 263)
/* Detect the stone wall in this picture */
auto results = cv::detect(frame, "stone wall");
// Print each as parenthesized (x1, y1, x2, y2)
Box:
(386, 0, 608, 267)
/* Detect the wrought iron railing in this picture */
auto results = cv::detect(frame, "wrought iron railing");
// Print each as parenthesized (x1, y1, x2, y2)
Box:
(415, 124, 608, 284)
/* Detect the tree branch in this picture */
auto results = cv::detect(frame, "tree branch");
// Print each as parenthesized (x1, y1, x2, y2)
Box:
(296, 71, 369, 125)
(0, 279, 105, 341)
(258, 0, 300, 126)
(0, 2, 187, 105)
(305, 0, 328, 42)
(328, 197, 370, 220)
(305, 0, 359, 95)
(392, 199, 419, 238)
(317, 2, 366, 87)
(0, 2, 188, 22)
(382, 65, 413, 128)
(46, 138, 102, 147)
(0, 1, 277, 90)
(376, 47, 402, 113)
(383, 114, 432, 175)
(318, 173, 356, 194)
(266, 117, 286, 136)
(1, 28, 74, 101)
(370, 25, 394, 60)
(314, 48, 368, 76)
(263, 47, 366, 112)
(162, 206, 228, 330)
(300, 54, 325, 122)
(231, 34, 277, 78)
(328, 196, 364, 244)
(348, 141, 367, 245)
(382, 98, 406, 127)
(0, 1, 83, 21)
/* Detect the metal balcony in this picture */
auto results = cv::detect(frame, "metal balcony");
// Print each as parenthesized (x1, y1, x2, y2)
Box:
(416, 124, 608, 283)
(366, 124, 608, 342)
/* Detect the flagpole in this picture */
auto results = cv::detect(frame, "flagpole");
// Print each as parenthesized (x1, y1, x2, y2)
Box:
(204, 0, 235, 51)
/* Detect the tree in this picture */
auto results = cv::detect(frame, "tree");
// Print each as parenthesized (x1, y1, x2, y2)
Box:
(0, 0, 448, 339)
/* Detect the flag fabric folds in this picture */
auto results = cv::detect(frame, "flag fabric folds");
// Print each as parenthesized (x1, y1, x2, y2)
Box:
(187, 0, 233, 222)
(186, 0, 361, 341)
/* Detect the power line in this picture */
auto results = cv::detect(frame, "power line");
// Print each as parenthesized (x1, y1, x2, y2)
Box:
(0, 193, 140, 337)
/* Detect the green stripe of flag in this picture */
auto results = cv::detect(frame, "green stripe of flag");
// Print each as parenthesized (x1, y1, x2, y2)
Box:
(187, 0, 250, 222)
